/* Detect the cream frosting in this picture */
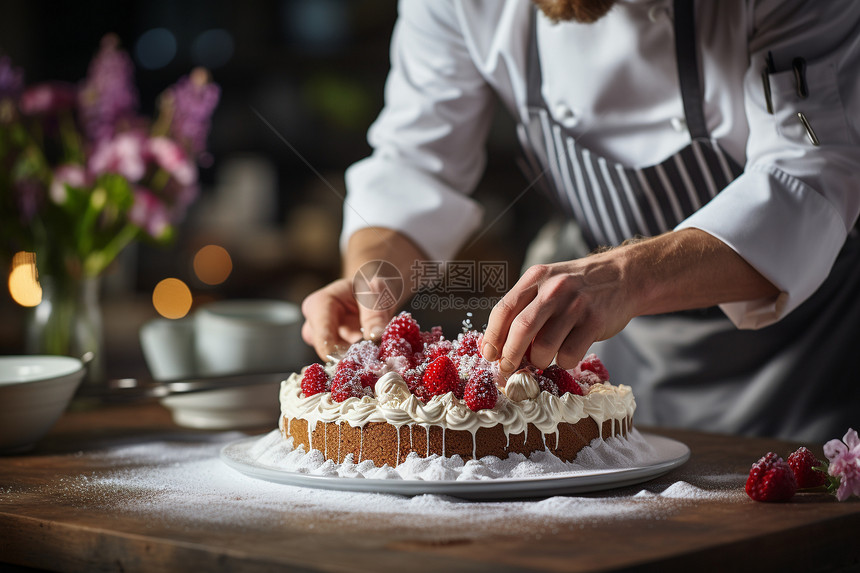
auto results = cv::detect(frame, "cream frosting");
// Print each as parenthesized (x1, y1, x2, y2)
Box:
(279, 370, 635, 442)
(503, 370, 541, 401)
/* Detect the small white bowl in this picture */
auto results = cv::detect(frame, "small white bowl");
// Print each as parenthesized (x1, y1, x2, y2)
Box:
(0, 355, 85, 453)
(194, 299, 304, 376)
(140, 299, 307, 430)
(160, 382, 280, 430)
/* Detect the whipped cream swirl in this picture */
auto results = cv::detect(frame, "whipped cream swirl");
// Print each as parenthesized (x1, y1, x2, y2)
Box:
(279, 370, 635, 438)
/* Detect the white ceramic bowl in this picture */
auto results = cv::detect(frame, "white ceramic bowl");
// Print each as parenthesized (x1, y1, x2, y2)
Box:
(0, 356, 85, 453)
(139, 317, 196, 381)
(194, 299, 305, 376)
(141, 299, 307, 430)
(160, 382, 281, 430)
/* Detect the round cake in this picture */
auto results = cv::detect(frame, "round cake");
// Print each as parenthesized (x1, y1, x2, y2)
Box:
(280, 313, 635, 467)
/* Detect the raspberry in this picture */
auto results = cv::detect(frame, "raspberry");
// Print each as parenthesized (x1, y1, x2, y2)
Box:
(579, 354, 609, 382)
(787, 447, 828, 489)
(336, 358, 360, 374)
(464, 369, 498, 411)
(454, 377, 467, 400)
(330, 369, 364, 402)
(536, 374, 560, 396)
(455, 330, 482, 358)
(403, 369, 429, 403)
(574, 370, 603, 388)
(341, 340, 381, 371)
(422, 355, 460, 397)
(356, 369, 377, 389)
(300, 363, 329, 397)
(423, 339, 453, 363)
(378, 337, 414, 366)
(421, 326, 444, 346)
(745, 452, 798, 502)
(543, 365, 583, 396)
(381, 312, 422, 353)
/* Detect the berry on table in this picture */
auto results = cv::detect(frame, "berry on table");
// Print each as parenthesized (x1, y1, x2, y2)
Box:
(787, 446, 828, 489)
(745, 452, 798, 502)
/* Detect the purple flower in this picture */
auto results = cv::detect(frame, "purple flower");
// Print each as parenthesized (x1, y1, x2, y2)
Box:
(50, 164, 90, 204)
(165, 67, 220, 156)
(145, 136, 197, 186)
(15, 179, 44, 223)
(88, 131, 147, 182)
(78, 34, 139, 142)
(129, 187, 170, 239)
(0, 55, 24, 100)
(824, 428, 860, 502)
(19, 82, 77, 115)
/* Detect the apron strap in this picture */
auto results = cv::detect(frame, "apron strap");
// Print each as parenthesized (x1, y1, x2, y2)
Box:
(526, 5, 543, 109)
(672, 0, 709, 140)
(527, 2, 711, 141)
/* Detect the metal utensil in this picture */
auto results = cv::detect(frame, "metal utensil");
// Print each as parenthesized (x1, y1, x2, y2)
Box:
(77, 371, 293, 402)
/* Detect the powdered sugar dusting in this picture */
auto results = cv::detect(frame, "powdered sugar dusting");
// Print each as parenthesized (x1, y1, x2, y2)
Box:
(9, 431, 737, 538)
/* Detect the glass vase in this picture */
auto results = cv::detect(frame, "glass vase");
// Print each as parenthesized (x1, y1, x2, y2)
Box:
(26, 274, 106, 391)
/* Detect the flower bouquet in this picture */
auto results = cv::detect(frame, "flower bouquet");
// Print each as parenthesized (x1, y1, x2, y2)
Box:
(0, 35, 219, 385)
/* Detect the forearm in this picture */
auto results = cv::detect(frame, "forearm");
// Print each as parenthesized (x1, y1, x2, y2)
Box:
(343, 227, 428, 308)
(615, 228, 780, 317)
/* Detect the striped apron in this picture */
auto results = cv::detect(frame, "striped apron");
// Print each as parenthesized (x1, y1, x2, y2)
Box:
(517, 0, 860, 441)
(518, 0, 742, 250)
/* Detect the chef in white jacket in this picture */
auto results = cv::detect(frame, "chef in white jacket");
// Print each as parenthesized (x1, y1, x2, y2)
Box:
(301, 0, 860, 441)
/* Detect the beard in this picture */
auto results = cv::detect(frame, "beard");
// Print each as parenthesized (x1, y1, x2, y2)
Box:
(532, 0, 618, 23)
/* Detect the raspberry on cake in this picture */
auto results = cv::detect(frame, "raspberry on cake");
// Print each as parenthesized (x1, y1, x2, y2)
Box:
(279, 312, 635, 467)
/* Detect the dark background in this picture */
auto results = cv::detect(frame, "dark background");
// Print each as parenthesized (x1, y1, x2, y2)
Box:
(0, 0, 550, 379)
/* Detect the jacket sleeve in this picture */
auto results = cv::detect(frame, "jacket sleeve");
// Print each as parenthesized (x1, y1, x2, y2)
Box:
(341, 0, 495, 261)
(676, 0, 860, 328)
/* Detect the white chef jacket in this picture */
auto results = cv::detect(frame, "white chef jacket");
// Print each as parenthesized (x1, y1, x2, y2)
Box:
(342, 0, 860, 329)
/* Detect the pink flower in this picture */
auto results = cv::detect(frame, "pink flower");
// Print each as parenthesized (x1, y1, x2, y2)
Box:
(129, 187, 170, 239)
(50, 164, 90, 204)
(88, 132, 146, 182)
(824, 428, 860, 502)
(145, 136, 197, 186)
(19, 82, 77, 115)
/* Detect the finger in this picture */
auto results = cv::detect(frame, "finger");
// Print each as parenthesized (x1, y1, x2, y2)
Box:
(555, 322, 601, 370)
(338, 313, 364, 344)
(301, 288, 351, 360)
(482, 265, 546, 361)
(353, 275, 397, 341)
(527, 313, 576, 370)
(498, 295, 558, 375)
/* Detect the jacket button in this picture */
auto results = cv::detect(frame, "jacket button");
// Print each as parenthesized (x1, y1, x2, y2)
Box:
(554, 103, 580, 126)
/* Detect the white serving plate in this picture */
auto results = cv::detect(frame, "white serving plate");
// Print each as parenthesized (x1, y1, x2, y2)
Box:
(220, 432, 690, 500)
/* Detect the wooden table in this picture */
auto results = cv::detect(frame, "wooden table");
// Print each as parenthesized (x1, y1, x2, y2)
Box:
(1, 402, 858, 572)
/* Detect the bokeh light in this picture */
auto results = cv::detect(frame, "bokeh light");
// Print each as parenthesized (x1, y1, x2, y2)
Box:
(135, 28, 177, 70)
(193, 244, 233, 285)
(152, 278, 193, 319)
(8, 251, 42, 307)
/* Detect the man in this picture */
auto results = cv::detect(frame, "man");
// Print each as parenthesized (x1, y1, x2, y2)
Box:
(302, 0, 860, 441)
